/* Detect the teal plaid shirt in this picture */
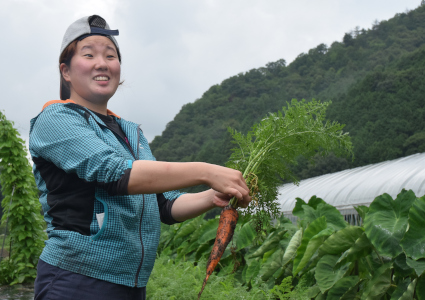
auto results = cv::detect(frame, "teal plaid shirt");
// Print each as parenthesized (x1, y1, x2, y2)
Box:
(29, 101, 183, 287)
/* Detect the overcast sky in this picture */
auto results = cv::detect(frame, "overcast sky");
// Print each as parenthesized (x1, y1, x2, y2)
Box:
(0, 0, 421, 145)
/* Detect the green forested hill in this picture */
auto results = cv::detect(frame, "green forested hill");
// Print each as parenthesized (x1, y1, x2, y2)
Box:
(328, 48, 425, 166)
(150, 5, 425, 183)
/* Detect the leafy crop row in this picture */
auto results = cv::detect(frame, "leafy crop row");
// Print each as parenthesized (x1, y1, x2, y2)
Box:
(0, 111, 46, 285)
(156, 189, 425, 299)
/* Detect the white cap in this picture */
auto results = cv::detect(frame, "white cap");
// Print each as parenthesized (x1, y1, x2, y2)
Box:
(60, 15, 120, 60)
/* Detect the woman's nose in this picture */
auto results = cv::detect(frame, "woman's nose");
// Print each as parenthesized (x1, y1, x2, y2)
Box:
(94, 56, 108, 70)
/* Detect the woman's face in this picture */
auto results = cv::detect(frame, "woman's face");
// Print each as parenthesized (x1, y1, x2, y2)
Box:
(61, 35, 121, 104)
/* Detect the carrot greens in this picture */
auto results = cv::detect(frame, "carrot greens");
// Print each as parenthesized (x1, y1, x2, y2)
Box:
(198, 99, 353, 298)
(226, 99, 353, 221)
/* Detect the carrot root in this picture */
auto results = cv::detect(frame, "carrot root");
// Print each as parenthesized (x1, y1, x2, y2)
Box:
(198, 205, 239, 299)
(197, 275, 209, 300)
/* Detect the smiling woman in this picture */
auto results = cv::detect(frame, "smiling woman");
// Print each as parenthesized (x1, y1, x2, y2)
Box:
(58, 25, 122, 114)
(29, 14, 251, 300)
(59, 36, 121, 112)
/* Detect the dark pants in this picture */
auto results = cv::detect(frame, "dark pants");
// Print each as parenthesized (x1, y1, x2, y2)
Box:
(34, 260, 146, 300)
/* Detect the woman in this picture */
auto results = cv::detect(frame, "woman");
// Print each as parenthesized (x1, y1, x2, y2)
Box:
(29, 15, 251, 300)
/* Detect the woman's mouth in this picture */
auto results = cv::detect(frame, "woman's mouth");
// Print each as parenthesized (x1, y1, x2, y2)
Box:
(93, 76, 109, 81)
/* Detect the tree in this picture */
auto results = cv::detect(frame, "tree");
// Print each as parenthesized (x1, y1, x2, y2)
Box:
(0, 180, 3, 220)
(343, 32, 354, 46)
(0, 111, 46, 285)
(266, 59, 287, 75)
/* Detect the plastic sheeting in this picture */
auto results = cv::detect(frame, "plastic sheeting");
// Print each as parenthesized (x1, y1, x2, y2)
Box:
(278, 152, 425, 214)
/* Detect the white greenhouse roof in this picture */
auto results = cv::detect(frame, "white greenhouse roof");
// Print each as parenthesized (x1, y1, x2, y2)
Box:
(278, 153, 425, 214)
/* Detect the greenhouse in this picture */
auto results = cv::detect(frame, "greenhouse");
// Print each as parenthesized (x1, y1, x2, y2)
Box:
(278, 152, 425, 224)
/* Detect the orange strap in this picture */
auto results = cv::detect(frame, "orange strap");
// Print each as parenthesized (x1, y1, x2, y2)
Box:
(42, 99, 76, 111)
(42, 99, 121, 119)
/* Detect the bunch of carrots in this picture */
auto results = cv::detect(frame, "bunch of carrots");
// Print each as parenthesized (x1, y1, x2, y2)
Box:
(197, 100, 352, 299)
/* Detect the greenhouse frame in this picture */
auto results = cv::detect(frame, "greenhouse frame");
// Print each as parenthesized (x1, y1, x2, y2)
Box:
(277, 152, 425, 225)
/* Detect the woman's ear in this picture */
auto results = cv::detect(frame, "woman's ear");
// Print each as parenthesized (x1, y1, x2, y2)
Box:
(60, 63, 71, 82)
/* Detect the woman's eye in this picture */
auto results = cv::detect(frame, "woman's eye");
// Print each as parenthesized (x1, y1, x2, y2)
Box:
(84, 54, 93, 57)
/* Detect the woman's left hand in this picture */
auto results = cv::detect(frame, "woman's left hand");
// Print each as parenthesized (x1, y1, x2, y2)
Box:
(212, 191, 250, 208)
(171, 188, 252, 222)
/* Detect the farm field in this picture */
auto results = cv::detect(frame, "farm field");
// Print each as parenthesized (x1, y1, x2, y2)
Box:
(3, 190, 423, 299)
(152, 190, 425, 299)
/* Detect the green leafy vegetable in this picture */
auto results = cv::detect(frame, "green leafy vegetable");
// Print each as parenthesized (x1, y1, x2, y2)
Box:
(326, 276, 359, 300)
(293, 216, 331, 275)
(226, 99, 352, 220)
(318, 226, 364, 257)
(400, 195, 425, 260)
(315, 255, 350, 293)
(364, 190, 415, 257)
(361, 262, 392, 300)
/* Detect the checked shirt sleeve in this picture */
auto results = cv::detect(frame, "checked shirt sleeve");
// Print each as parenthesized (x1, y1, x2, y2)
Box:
(29, 104, 132, 192)
(156, 189, 186, 225)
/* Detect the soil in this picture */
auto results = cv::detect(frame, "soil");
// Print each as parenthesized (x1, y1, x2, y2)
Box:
(0, 284, 34, 300)
(0, 250, 9, 258)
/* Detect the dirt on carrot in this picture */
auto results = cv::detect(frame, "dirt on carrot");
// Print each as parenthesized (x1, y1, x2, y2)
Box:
(198, 205, 239, 299)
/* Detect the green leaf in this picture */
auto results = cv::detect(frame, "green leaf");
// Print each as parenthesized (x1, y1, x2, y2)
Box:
(17, 274, 25, 283)
(315, 255, 350, 293)
(400, 195, 425, 260)
(293, 198, 308, 218)
(302, 205, 320, 222)
(196, 218, 220, 244)
(280, 221, 298, 236)
(244, 258, 261, 284)
(241, 263, 248, 283)
(315, 292, 326, 300)
(281, 228, 303, 268)
(194, 242, 213, 261)
(304, 202, 347, 231)
(390, 278, 411, 300)
(18, 233, 26, 241)
(416, 275, 425, 300)
(262, 248, 276, 263)
(336, 232, 373, 268)
(318, 226, 364, 257)
(175, 241, 189, 260)
(361, 262, 392, 300)
(173, 217, 200, 241)
(394, 253, 415, 277)
(234, 221, 256, 251)
(398, 278, 416, 300)
(293, 216, 330, 275)
(327, 276, 359, 300)
(259, 247, 285, 281)
(307, 195, 327, 209)
(248, 228, 287, 258)
(364, 190, 416, 257)
(340, 281, 362, 300)
(306, 286, 321, 299)
(354, 205, 369, 221)
(405, 257, 425, 276)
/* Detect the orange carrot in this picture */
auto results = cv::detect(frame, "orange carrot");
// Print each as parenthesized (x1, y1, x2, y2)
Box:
(198, 205, 239, 299)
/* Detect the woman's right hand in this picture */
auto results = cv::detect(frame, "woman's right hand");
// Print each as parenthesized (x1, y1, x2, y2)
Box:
(203, 164, 251, 207)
